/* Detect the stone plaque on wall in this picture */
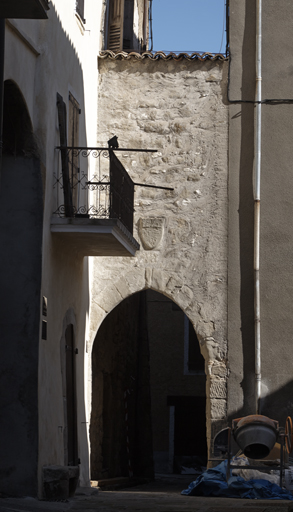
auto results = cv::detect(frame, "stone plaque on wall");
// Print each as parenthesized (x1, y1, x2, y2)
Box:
(138, 217, 165, 250)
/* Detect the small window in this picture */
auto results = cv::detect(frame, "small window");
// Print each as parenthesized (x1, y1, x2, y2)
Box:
(107, 0, 145, 53)
(76, 0, 85, 23)
(183, 315, 205, 375)
(108, 0, 124, 52)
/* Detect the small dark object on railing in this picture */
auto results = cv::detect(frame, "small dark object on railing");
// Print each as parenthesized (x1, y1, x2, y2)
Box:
(108, 135, 119, 149)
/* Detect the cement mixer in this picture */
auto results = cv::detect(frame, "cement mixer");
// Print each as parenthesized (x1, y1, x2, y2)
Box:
(212, 415, 293, 485)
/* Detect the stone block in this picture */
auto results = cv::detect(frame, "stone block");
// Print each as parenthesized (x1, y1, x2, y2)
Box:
(210, 377, 227, 399)
(114, 277, 132, 300)
(210, 362, 228, 378)
(201, 336, 227, 362)
(124, 269, 145, 294)
(151, 269, 169, 293)
(95, 283, 122, 313)
(43, 465, 79, 500)
(209, 399, 227, 420)
(145, 267, 152, 287)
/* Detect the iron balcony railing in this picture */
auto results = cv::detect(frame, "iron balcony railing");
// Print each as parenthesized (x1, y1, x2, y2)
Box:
(54, 147, 134, 234)
(54, 142, 173, 236)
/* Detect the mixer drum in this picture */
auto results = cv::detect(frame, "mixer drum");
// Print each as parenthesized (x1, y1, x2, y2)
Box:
(232, 415, 279, 459)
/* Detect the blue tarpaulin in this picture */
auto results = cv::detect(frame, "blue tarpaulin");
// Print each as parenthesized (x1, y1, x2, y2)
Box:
(181, 460, 293, 500)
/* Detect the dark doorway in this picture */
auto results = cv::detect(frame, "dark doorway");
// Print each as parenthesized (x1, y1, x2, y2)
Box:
(91, 292, 153, 480)
(65, 324, 78, 466)
(147, 291, 206, 474)
(167, 396, 207, 472)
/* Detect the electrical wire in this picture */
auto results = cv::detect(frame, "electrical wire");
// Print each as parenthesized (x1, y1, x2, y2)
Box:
(149, 0, 153, 52)
(219, 0, 226, 54)
(225, 0, 230, 56)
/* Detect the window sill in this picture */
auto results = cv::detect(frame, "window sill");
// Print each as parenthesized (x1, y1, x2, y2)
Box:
(184, 370, 206, 376)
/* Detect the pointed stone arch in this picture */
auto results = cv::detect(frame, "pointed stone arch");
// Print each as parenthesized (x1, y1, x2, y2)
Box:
(87, 267, 228, 469)
(90, 288, 207, 479)
(3, 79, 37, 157)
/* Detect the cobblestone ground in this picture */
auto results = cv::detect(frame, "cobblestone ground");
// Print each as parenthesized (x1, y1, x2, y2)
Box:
(1, 476, 293, 512)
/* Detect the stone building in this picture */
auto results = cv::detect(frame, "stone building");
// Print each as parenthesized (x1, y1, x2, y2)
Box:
(89, 50, 228, 479)
(1, 0, 293, 501)
(228, 0, 293, 427)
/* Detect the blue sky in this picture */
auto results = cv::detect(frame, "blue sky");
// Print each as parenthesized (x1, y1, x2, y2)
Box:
(152, 0, 226, 54)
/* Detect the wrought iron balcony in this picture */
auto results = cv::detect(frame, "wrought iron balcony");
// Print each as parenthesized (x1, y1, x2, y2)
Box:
(51, 140, 173, 257)
(53, 147, 135, 235)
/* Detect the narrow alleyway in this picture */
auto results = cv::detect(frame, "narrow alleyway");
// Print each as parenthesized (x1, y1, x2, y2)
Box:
(1, 475, 293, 512)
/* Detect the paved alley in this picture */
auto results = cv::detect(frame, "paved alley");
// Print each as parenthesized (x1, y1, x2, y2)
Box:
(1, 475, 293, 512)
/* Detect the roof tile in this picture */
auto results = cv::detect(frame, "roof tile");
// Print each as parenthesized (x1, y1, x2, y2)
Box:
(99, 50, 228, 62)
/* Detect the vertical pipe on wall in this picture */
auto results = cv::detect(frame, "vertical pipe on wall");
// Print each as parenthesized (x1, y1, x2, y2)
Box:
(254, 0, 262, 415)
(0, 19, 5, 189)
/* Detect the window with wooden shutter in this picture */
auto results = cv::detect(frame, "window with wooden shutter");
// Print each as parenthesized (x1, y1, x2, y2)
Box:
(68, 93, 80, 211)
(108, 0, 124, 52)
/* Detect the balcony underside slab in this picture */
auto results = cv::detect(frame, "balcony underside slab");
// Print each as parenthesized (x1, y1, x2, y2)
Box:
(51, 218, 140, 257)
(0, 0, 49, 18)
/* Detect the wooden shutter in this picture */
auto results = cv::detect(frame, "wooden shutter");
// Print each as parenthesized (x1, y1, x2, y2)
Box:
(68, 93, 80, 211)
(56, 93, 74, 217)
(108, 0, 124, 52)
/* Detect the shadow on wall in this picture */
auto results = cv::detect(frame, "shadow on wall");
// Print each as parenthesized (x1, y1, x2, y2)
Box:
(0, 80, 43, 497)
(211, 379, 293, 458)
(238, 0, 256, 415)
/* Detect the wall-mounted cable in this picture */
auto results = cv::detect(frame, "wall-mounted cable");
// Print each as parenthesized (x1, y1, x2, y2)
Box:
(148, 0, 153, 52)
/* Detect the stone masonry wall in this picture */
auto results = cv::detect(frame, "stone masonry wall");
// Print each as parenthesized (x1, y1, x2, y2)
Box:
(89, 56, 229, 458)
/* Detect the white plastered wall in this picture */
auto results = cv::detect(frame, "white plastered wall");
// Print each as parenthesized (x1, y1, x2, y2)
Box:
(3, 0, 104, 494)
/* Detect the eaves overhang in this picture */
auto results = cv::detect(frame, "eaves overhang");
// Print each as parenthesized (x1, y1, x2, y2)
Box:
(99, 50, 228, 62)
(0, 0, 49, 19)
(51, 218, 140, 257)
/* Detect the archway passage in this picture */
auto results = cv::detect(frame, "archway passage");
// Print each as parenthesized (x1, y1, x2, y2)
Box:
(90, 290, 207, 482)
(3, 80, 36, 156)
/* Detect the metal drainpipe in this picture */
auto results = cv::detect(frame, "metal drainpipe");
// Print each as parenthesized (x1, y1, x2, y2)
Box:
(254, 0, 262, 415)
(0, 19, 5, 189)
